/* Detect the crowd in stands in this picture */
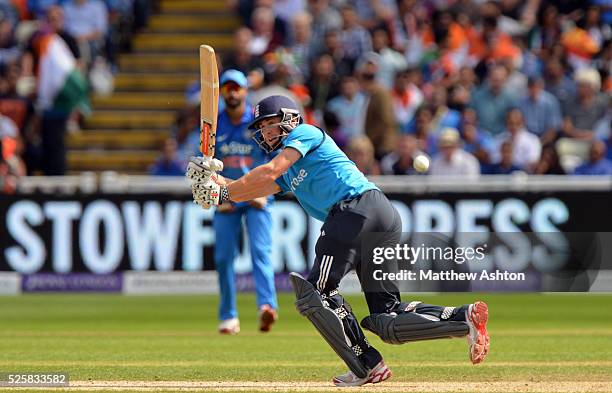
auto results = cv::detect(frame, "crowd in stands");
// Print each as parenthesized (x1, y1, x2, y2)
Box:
(0, 0, 151, 188)
(161, 0, 612, 178)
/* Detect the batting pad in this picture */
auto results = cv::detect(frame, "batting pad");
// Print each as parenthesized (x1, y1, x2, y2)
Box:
(289, 273, 369, 378)
(361, 311, 469, 345)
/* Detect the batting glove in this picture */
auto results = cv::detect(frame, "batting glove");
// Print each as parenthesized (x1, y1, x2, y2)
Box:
(191, 179, 229, 209)
(186, 156, 224, 184)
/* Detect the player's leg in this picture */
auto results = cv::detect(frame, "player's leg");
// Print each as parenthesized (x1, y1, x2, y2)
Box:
(361, 300, 490, 364)
(291, 211, 390, 386)
(213, 209, 243, 334)
(245, 206, 278, 332)
(353, 192, 490, 363)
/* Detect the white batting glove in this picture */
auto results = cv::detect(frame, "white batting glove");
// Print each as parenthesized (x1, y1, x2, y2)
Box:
(186, 156, 224, 184)
(191, 179, 228, 209)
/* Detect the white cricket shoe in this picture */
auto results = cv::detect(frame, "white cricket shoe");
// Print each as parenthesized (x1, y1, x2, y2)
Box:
(466, 301, 490, 364)
(332, 360, 392, 387)
(218, 318, 240, 335)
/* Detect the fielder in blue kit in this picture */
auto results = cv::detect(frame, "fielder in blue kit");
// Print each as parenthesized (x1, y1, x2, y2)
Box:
(187, 95, 490, 387)
(211, 70, 277, 335)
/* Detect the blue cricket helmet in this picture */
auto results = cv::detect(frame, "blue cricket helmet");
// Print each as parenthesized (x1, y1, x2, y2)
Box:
(249, 95, 303, 153)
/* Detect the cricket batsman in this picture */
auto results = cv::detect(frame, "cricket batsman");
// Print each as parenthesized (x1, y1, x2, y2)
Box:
(186, 95, 490, 386)
(196, 70, 278, 335)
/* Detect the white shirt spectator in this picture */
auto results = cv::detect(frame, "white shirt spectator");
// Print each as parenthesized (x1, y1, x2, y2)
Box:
(493, 128, 542, 170)
(63, 0, 108, 39)
(377, 48, 407, 89)
(430, 149, 480, 178)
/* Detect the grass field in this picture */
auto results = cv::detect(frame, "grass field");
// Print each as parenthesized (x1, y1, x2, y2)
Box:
(1, 293, 611, 392)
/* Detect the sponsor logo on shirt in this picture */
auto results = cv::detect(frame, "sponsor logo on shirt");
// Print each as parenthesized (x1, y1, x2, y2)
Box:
(219, 142, 254, 156)
(289, 168, 308, 192)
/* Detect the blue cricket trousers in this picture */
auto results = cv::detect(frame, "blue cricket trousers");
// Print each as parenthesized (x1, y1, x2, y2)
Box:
(213, 205, 277, 321)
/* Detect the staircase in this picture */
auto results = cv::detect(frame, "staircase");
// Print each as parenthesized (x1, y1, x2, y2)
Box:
(66, 0, 238, 174)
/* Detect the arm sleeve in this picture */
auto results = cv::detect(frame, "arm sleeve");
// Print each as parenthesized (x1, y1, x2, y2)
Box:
(275, 175, 290, 194)
(283, 126, 323, 157)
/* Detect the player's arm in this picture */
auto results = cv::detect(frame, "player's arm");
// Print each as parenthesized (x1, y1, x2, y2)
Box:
(226, 148, 301, 202)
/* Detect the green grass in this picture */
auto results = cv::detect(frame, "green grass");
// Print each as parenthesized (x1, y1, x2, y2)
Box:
(0, 293, 611, 392)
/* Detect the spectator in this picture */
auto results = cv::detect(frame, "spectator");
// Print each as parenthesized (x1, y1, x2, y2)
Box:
(582, 5, 611, 50)
(353, 0, 398, 31)
(380, 134, 426, 175)
(28, 0, 62, 20)
(249, 6, 284, 56)
(307, 0, 342, 54)
(429, 127, 480, 178)
(339, 5, 372, 70)
(0, 10, 20, 67)
(519, 76, 562, 145)
(500, 56, 527, 100)
(173, 106, 200, 164)
(287, 11, 314, 81)
(544, 59, 576, 107)
(320, 29, 352, 78)
(306, 53, 339, 117)
(0, 114, 25, 178)
(326, 74, 367, 141)
(359, 54, 397, 159)
(22, 28, 90, 175)
(62, 0, 108, 65)
(223, 27, 265, 90)
(494, 108, 541, 172)
(573, 139, 612, 175)
(391, 67, 423, 133)
(430, 84, 461, 134)
(273, 0, 305, 24)
(562, 7, 605, 70)
(322, 110, 348, 150)
(346, 135, 380, 175)
(535, 4, 562, 52)
(533, 144, 566, 175)
(46, 5, 82, 68)
(470, 65, 516, 135)
(0, 62, 33, 132)
(482, 140, 521, 174)
(149, 138, 185, 176)
(0, 138, 19, 193)
(249, 64, 303, 114)
(460, 108, 495, 166)
(371, 26, 407, 89)
(561, 68, 607, 139)
(410, 105, 438, 154)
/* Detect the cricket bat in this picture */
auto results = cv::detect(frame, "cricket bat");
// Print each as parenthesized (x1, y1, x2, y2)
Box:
(199, 45, 219, 157)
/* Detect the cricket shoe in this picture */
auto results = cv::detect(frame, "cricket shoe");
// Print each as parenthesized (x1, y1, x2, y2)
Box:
(332, 360, 392, 387)
(466, 301, 490, 364)
(218, 318, 240, 335)
(258, 305, 277, 332)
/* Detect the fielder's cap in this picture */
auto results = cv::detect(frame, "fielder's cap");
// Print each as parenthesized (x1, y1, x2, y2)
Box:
(438, 127, 461, 146)
(220, 69, 248, 88)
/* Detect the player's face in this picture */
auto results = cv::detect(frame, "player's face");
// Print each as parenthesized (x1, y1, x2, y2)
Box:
(258, 116, 283, 146)
(221, 82, 246, 109)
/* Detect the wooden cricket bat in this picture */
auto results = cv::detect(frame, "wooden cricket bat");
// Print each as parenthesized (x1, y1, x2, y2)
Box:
(199, 45, 219, 157)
